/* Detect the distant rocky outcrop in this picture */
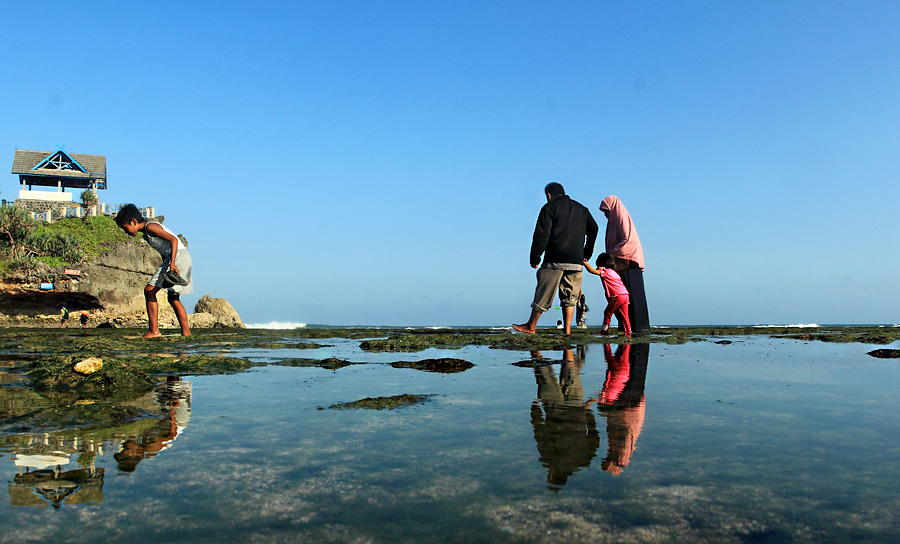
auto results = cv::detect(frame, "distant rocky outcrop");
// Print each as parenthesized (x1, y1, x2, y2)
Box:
(0, 239, 244, 329)
(190, 295, 245, 329)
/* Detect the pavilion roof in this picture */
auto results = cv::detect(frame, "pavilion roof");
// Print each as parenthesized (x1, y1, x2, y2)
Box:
(11, 149, 107, 188)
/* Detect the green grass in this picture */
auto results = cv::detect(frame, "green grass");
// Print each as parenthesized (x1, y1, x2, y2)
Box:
(40, 216, 136, 260)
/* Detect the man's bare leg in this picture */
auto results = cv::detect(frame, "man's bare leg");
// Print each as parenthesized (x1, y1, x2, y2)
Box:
(513, 309, 543, 333)
(561, 305, 575, 334)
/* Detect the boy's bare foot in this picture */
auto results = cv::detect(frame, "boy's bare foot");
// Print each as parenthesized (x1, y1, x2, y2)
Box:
(143, 331, 162, 338)
(181, 332, 192, 337)
(512, 323, 536, 333)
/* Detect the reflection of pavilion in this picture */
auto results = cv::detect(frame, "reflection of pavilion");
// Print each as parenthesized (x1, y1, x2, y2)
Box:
(2, 379, 193, 509)
(10, 457, 104, 509)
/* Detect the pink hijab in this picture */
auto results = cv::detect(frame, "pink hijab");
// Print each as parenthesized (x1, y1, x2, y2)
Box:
(599, 196, 644, 270)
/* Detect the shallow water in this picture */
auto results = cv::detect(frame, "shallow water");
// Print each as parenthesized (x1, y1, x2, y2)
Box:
(2, 337, 900, 543)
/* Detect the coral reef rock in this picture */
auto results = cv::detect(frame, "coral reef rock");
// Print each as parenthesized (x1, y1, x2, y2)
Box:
(73, 357, 103, 375)
(191, 295, 245, 329)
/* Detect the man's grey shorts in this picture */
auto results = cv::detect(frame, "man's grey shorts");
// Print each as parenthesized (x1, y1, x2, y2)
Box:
(531, 268, 583, 312)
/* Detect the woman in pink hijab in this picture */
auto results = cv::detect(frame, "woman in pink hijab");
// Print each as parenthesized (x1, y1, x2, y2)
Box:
(599, 196, 650, 333)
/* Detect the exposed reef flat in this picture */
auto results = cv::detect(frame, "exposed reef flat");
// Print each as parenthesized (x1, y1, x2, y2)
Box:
(1, 326, 898, 393)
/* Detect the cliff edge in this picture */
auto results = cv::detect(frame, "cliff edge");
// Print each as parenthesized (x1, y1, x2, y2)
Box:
(0, 240, 244, 329)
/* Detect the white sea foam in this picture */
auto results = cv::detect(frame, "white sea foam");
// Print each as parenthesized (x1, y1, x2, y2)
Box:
(245, 321, 307, 330)
(752, 323, 820, 328)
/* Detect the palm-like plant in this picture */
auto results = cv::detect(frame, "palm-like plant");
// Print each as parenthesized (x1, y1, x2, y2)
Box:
(80, 189, 99, 218)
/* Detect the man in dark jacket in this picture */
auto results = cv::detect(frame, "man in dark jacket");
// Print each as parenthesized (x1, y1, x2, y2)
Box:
(514, 183, 598, 334)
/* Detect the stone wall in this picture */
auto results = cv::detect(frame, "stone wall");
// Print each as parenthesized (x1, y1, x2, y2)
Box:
(15, 198, 79, 220)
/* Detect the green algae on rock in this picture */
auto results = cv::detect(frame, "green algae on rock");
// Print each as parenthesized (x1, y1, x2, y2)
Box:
(21, 354, 258, 393)
(273, 357, 356, 370)
(328, 394, 434, 411)
(868, 349, 900, 358)
(390, 358, 474, 373)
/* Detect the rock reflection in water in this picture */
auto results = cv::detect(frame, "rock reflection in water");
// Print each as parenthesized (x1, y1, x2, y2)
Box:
(2, 378, 192, 509)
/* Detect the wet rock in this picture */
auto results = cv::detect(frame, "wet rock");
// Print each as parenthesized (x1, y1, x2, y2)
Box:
(73, 357, 103, 375)
(390, 358, 474, 373)
(274, 357, 354, 370)
(867, 349, 900, 359)
(328, 394, 433, 410)
(192, 295, 245, 329)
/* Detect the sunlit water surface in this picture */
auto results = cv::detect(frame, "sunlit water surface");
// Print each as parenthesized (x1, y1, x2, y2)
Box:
(2, 337, 900, 543)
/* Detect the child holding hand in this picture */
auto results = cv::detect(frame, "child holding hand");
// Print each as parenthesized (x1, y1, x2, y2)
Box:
(583, 253, 632, 337)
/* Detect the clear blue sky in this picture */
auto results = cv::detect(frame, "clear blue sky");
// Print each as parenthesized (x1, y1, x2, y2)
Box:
(3, 1, 898, 326)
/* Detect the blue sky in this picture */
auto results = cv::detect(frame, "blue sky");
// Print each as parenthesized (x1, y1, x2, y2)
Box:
(3, 1, 898, 326)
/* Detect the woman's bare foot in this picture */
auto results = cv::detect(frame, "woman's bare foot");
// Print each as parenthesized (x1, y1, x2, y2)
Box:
(512, 323, 536, 333)
(143, 331, 162, 338)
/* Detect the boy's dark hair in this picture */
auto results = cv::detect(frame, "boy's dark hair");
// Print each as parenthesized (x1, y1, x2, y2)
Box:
(596, 253, 615, 269)
(544, 182, 565, 197)
(115, 203, 143, 227)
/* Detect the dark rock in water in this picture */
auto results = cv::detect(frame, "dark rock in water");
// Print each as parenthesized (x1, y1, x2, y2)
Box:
(274, 357, 354, 370)
(715, 340, 733, 345)
(512, 356, 553, 368)
(328, 394, 433, 410)
(390, 358, 474, 373)
(867, 349, 900, 359)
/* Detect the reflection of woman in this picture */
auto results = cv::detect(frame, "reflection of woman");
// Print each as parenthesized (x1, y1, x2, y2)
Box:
(586, 344, 647, 475)
(599, 196, 650, 334)
(601, 401, 645, 475)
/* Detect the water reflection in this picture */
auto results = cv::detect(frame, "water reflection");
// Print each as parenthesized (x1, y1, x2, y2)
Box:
(530, 348, 600, 491)
(114, 378, 192, 472)
(586, 344, 649, 475)
(530, 344, 650, 488)
(1, 378, 192, 509)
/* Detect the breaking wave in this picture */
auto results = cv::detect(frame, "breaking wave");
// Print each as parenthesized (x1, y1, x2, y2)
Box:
(245, 321, 307, 330)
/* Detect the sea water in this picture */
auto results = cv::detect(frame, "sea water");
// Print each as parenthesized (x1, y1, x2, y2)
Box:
(2, 337, 899, 543)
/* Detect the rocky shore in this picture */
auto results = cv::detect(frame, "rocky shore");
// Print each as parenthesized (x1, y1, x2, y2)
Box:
(0, 240, 244, 330)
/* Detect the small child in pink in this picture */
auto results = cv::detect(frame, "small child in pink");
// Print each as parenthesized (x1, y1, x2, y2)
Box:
(583, 253, 632, 337)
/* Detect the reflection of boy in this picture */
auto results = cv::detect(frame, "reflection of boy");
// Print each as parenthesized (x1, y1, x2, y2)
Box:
(114, 379, 191, 472)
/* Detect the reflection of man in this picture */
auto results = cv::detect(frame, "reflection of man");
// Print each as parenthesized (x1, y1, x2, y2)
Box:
(586, 344, 650, 475)
(514, 183, 598, 335)
(530, 349, 600, 490)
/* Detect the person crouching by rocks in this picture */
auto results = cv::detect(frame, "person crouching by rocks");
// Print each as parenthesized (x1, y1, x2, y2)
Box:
(115, 204, 192, 338)
(514, 183, 598, 335)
